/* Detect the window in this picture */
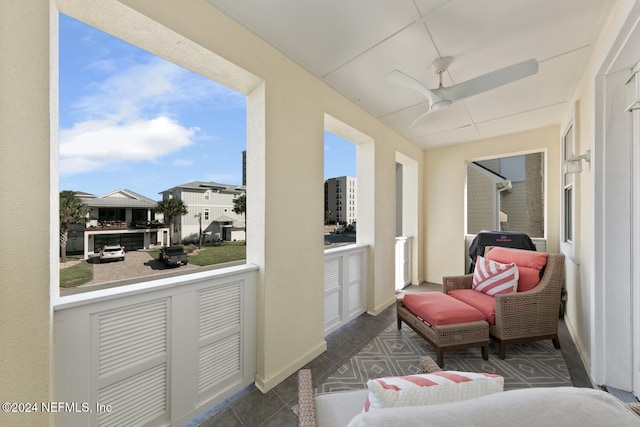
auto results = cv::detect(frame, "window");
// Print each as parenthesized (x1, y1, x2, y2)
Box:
(204, 209, 210, 221)
(562, 121, 576, 247)
(204, 191, 210, 201)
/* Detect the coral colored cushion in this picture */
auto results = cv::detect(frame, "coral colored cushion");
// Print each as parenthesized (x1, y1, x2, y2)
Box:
(448, 289, 496, 324)
(485, 247, 548, 292)
(472, 256, 519, 296)
(402, 292, 485, 326)
(364, 371, 504, 412)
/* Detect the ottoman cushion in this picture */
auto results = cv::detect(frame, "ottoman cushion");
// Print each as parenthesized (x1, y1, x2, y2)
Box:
(403, 292, 485, 326)
(447, 289, 496, 325)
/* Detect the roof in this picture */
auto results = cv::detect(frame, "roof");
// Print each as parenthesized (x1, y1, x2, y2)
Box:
(159, 181, 246, 195)
(78, 189, 158, 208)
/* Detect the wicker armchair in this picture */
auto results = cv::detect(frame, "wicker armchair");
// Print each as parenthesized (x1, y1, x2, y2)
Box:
(443, 251, 565, 359)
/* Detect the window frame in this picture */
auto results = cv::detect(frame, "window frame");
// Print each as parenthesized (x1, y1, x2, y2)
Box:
(560, 103, 578, 260)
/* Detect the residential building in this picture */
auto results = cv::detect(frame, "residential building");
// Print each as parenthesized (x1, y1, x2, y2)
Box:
(324, 176, 357, 225)
(71, 189, 169, 259)
(160, 181, 246, 244)
(4, 1, 640, 426)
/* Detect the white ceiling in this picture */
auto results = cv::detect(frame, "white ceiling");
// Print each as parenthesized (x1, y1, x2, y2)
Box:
(207, 0, 615, 149)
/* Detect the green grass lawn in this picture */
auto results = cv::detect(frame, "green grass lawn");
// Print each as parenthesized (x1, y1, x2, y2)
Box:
(60, 261, 93, 288)
(185, 242, 246, 266)
(147, 242, 246, 266)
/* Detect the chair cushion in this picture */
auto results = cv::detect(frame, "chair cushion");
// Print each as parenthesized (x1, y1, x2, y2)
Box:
(486, 247, 548, 292)
(347, 387, 640, 427)
(365, 371, 503, 412)
(472, 256, 519, 296)
(402, 292, 485, 325)
(447, 289, 496, 325)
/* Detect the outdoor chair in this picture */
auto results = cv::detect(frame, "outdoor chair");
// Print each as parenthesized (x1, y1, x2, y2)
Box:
(443, 248, 565, 359)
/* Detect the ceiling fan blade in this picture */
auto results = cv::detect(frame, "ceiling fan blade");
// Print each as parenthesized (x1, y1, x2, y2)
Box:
(409, 108, 432, 127)
(387, 69, 438, 105)
(438, 58, 538, 101)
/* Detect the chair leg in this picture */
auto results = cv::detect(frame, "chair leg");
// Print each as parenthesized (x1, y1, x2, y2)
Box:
(481, 344, 489, 361)
(498, 341, 506, 359)
(552, 336, 561, 349)
(436, 350, 444, 368)
(397, 317, 402, 330)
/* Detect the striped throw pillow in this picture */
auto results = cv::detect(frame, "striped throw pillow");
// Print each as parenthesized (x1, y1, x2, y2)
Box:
(472, 256, 519, 296)
(365, 371, 503, 412)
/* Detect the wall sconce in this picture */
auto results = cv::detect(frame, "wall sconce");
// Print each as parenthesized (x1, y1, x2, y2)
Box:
(626, 68, 640, 111)
(564, 149, 591, 174)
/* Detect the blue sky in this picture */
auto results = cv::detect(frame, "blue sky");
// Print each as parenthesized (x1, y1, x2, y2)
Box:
(58, 14, 355, 201)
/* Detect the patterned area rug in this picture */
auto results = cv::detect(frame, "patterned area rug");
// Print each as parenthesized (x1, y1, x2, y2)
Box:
(319, 322, 572, 393)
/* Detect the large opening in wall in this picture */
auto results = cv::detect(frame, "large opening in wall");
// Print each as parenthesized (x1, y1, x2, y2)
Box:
(466, 152, 545, 238)
(56, 7, 260, 296)
(395, 152, 418, 290)
(323, 130, 356, 248)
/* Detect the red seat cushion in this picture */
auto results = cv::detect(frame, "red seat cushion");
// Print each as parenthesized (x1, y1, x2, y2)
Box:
(402, 292, 485, 326)
(447, 289, 497, 325)
(485, 247, 548, 292)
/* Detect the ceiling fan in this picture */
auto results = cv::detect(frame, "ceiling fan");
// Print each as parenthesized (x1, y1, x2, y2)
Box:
(387, 57, 539, 127)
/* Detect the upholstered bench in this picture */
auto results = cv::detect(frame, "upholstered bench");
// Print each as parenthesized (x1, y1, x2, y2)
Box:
(397, 292, 489, 367)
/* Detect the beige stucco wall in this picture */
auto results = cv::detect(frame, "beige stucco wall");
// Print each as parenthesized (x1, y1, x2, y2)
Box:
(424, 125, 561, 284)
(0, 1, 54, 426)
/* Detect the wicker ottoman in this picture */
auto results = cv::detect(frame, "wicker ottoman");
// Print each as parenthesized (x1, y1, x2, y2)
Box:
(397, 292, 489, 367)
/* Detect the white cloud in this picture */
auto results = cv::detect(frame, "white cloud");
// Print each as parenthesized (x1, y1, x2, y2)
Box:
(61, 52, 245, 177)
(60, 116, 196, 175)
(72, 57, 244, 121)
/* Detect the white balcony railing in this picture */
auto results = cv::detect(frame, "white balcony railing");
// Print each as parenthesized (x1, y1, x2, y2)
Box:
(54, 245, 369, 426)
(395, 236, 413, 291)
(54, 264, 258, 427)
(324, 244, 368, 335)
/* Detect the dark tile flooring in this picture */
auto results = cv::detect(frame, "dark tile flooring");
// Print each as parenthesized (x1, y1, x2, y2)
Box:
(189, 283, 592, 426)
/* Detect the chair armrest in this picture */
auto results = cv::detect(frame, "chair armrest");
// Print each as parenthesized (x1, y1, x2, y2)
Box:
(298, 369, 317, 427)
(493, 289, 560, 333)
(443, 274, 473, 293)
(420, 356, 442, 373)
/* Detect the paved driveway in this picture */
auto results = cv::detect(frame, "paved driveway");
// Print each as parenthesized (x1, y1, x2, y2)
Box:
(60, 250, 199, 295)
(91, 250, 199, 283)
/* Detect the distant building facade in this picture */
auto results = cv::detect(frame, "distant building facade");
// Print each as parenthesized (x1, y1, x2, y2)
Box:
(74, 189, 169, 259)
(324, 176, 357, 225)
(159, 181, 246, 244)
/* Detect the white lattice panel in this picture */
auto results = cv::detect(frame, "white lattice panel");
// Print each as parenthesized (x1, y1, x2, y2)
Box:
(199, 282, 241, 339)
(198, 333, 241, 393)
(348, 252, 362, 282)
(97, 364, 167, 427)
(97, 300, 168, 378)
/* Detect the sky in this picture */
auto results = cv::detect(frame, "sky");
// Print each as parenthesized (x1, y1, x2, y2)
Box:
(58, 14, 355, 201)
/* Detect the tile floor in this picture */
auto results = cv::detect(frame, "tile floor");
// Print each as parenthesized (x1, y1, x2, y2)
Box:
(190, 283, 593, 426)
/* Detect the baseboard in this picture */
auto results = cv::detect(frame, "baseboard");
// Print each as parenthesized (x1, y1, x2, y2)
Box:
(367, 295, 396, 316)
(564, 316, 594, 384)
(254, 340, 327, 393)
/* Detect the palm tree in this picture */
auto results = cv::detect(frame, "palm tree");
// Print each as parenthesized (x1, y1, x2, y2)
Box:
(59, 190, 90, 263)
(233, 194, 246, 243)
(156, 198, 188, 245)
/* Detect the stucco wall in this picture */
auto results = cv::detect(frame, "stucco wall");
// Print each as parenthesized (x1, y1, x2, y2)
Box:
(0, 1, 54, 426)
(424, 126, 560, 283)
